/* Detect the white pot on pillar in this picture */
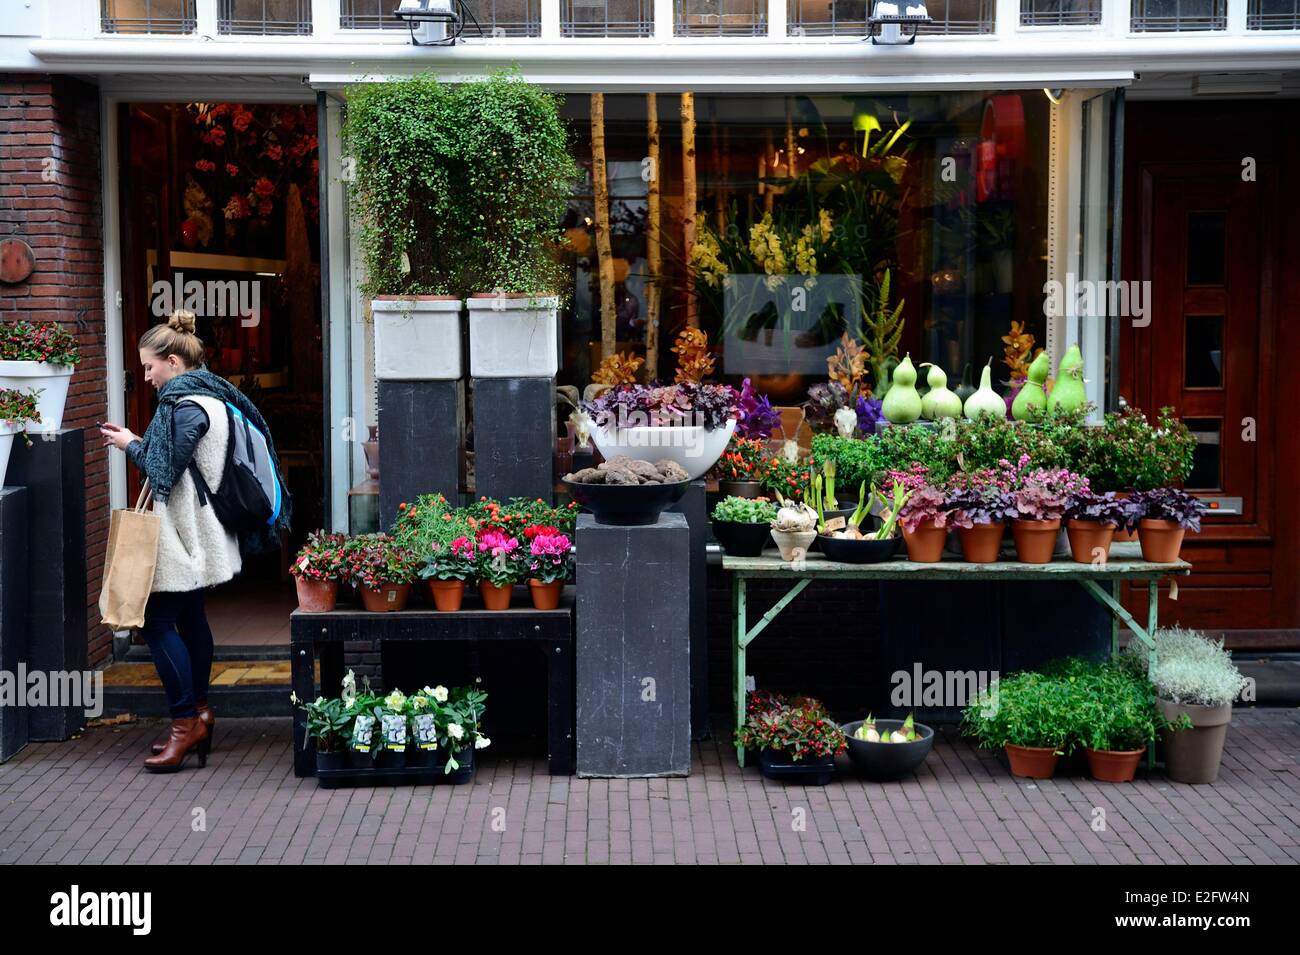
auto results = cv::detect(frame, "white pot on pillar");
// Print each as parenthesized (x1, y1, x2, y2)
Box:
(0, 362, 74, 432)
(371, 296, 463, 381)
(467, 294, 559, 378)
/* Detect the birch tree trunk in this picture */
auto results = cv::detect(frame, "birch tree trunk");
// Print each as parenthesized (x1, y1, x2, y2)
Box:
(681, 92, 698, 329)
(645, 92, 662, 382)
(591, 92, 617, 361)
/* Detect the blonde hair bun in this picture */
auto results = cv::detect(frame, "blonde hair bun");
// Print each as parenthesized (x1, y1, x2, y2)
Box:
(168, 309, 198, 335)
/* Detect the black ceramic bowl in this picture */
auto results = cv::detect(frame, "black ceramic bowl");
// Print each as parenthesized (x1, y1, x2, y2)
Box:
(563, 479, 690, 526)
(712, 520, 771, 557)
(841, 719, 935, 781)
(817, 533, 901, 564)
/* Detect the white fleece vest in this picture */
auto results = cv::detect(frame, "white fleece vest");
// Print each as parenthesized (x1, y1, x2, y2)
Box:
(150, 395, 242, 593)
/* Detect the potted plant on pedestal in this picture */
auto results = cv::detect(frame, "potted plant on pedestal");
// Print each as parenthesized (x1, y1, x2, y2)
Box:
(1064, 490, 1134, 564)
(0, 386, 40, 481)
(346, 533, 417, 612)
(344, 74, 465, 381)
(290, 530, 348, 613)
(448, 72, 578, 378)
(735, 691, 846, 786)
(475, 528, 522, 610)
(961, 671, 1072, 778)
(1132, 487, 1205, 563)
(1127, 627, 1248, 784)
(525, 524, 573, 610)
(583, 381, 739, 480)
(0, 320, 78, 432)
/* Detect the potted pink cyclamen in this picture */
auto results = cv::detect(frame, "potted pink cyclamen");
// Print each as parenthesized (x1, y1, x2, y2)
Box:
(524, 524, 573, 610)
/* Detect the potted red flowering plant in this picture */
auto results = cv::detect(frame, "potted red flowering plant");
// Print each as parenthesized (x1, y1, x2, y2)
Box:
(714, 435, 767, 498)
(0, 321, 77, 433)
(397, 495, 478, 612)
(475, 528, 523, 610)
(290, 530, 349, 612)
(945, 464, 1017, 563)
(735, 690, 846, 786)
(893, 465, 950, 563)
(1009, 459, 1087, 564)
(0, 386, 40, 481)
(346, 534, 418, 612)
(524, 524, 573, 610)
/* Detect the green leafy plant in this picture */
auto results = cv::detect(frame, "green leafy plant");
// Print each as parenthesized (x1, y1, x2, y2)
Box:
(1064, 659, 1162, 753)
(300, 695, 353, 753)
(1125, 626, 1249, 708)
(290, 530, 349, 581)
(0, 321, 80, 366)
(859, 269, 904, 397)
(876, 423, 956, 482)
(810, 433, 885, 492)
(734, 690, 847, 763)
(711, 496, 778, 524)
(960, 670, 1078, 753)
(1083, 407, 1196, 491)
(344, 533, 418, 589)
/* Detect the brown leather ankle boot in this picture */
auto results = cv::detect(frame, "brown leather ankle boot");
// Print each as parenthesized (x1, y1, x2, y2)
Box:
(144, 717, 210, 773)
(152, 701, 215, 755)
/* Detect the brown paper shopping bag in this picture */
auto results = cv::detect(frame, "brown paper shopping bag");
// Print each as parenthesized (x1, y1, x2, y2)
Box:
(99, 482, 161, 630)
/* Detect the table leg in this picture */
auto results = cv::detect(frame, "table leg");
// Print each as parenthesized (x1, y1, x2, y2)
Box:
(734, 574, 747, 769)
(1147, 580, 1159, 771)
(291, 640, 316, 778)
(546, 639, 574, 775)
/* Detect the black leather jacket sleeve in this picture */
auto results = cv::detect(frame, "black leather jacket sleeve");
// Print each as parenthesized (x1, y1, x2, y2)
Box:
(167, 401, 211, 485)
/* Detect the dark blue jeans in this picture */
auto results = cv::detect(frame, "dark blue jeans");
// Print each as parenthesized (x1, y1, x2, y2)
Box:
(140, 589, 214, 720)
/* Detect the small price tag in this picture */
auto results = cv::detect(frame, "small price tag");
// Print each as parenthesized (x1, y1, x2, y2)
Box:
(386, 589, 398, 604)
(823, 516, 846, 532)
(745, 675, 756, 693)
(297, 555, 310, 572)
(1169, 578, 1179, 601)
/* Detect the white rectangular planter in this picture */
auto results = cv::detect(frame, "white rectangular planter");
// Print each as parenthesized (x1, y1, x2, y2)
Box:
(467, 295, 559, 378)
(0, 361, 73, 432)
(371, 297, 463, 381)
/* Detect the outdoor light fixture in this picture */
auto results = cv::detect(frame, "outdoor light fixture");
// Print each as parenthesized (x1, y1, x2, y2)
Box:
(394, 0, 474, 46)
(868, 1, 931, 45)
(1043, 88, 1065, 105)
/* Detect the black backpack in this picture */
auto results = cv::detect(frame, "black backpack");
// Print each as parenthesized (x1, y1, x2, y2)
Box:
(188, 400, 284, 534)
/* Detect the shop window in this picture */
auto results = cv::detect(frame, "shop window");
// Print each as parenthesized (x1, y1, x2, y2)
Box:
(915, 0, 995, 34)
(1248, 0, 1300, 28)
(1184, 418, 1222, 490)
(1184, 315, 1224, 388)
(101, 0, 197, 33)
(1020, 0, 1101, 25)
(462, 0, 543, 34)
(1130, 0, 1226, 31)
(340, 0, 408, 28)
(562, 0, 655, 36)
(1186, 210, 1225, 285)
(674, 0, 768, 36)
(220, 0, 313, 34)
(787, 0, 870, 35)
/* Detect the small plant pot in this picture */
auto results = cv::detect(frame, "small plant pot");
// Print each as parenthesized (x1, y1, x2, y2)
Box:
(315, 750, 347, 773)
(1066, 519, 1115, 563)
(406, 748, 438, 770)
(719, 480, 762, 499)
(528, 578, 563, 610)
(957, 522, 1005, 563)
(1004, 743, 1060, 778)
(1138, 518, 1186, 563)
(479, 580, 513, 611)
(347, 749, 374, 770)
(769, 528, 816, 562)
(294, 577, 338, 613)
(1158, 698, 1231, 784)
(1011, 518, 1061, 564)
(711, 520, 771, 557)
(901, 519, 947, 563)
(1084, 746, 1145, 783)
(374, 747, 407, 770)
(757, 749, 836, 786)
(427, 579, 465, 612)
(360, 582, 411, 612)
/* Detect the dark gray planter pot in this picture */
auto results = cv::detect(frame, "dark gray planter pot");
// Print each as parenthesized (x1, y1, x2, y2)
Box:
(1158, 698, 1232, 784)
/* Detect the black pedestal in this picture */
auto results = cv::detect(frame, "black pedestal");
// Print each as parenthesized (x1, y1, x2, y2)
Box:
(472, 377, 554, 502)
(575, 513, 691, 777)
(6, 430, 86, 741)
(0, 487, 28, 762)
(670, 480, 709, 739)
(377, 380, 462, 528)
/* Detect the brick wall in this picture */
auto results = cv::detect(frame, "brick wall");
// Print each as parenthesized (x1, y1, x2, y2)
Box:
(0, 75, 109, 665)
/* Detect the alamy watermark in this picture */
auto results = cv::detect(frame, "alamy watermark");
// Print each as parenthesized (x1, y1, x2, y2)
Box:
(891, 663, 998, 710)
(0, 666, 103, 718)
(1043, 274, 1151, 328)
(151, 270, 260, 327)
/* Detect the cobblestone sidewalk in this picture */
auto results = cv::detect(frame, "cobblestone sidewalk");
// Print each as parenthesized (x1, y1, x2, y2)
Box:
(1, 709, 1297, 864)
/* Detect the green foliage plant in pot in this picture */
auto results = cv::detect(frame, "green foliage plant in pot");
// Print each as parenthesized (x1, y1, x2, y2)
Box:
(300, 695, 354, 773)
(290, 530, 349, 612)
(346, 533, 418, 612)
(448, 71, 580, 378)
(711, 495, 777, 557)
(735, 690, 846, 785)
(960, 671, 1075, 778)
(344, 74, 465, 381)
(0, 321, 78, 432)
(1127, 627, 1249, 784)
(1066, 658, 1161, 783)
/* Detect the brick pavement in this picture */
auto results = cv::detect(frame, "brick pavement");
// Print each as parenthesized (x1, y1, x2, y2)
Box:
(0, 709, 1296, 864)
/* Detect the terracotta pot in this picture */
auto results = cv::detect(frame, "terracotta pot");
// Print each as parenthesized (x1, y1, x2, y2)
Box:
(1084, 746, 1146, 783)
(359, 582, 410, 613)
(902, 519, 948, 563)
(1138, 519, 1186, 563)
(1004, 744, 1060, 779)
(718, 480, 762, 499)
(479, 580, 513, 611)
(528, 578, 563, 610)
(957, 522, 1005, 563)
(1158, 698, 1232, 784)
(1011, 518, 1062, 564)
(427, 579, 465, 612)
(1067, 519, 1116, 564)
(294, 577, 338, 613)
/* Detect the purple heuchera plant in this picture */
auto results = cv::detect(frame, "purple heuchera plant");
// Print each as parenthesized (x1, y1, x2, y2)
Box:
(1065, 489, 1139, 529)
(1008, 457, 1089, 522)
(890, 464, 952, 533)
(945, 466, 1017, 528)
(582, 382, 739, 432)
(1133, 487, 1205, 532)
(735, 378, 782, 440)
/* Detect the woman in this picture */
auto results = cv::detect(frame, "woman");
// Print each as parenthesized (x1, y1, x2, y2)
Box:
(101, 310, 290, 772)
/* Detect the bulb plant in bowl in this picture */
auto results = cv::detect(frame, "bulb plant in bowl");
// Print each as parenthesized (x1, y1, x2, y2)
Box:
(946, 465, 1016, 563)
(1131, 487, 1204, 563)
(960, 671, 1074, 778)
(524, 523, 573, 610)
(842, 712, 935, 780)
(346, 534, 418, 612)
(711, 496, 777, 557)
(1063, 489, 1135, 564)
(290, 530, 349, 613)
(1009, 460, 1086, 563)
(1126, 627, 1248, 784)
(815, 481, 908, 564)
(768, 494, 819, 562)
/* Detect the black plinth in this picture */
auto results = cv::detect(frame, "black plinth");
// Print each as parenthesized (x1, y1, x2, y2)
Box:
(472, 377, 554, 502)
(0, 487, 28, 762)
(377, 379, 462, 529)
(575, 513, 691, 777)
(669, 479, 709, 739)
(5, 429, 87, 741)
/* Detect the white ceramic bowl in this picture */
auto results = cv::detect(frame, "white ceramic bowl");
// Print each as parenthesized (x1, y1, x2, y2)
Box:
(591, 418, 736, 481)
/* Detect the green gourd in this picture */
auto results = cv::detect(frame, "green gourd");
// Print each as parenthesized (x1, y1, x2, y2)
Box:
(881, 353, 923, 423)
(963, 359, 1005, 420)
(1047, 343, 1086, 413)
(920, 363, 963, 420)
(1011, 351, 1051, 421)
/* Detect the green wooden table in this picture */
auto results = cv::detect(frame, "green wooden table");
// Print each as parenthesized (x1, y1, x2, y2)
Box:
(725, 542, 1191, 767)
